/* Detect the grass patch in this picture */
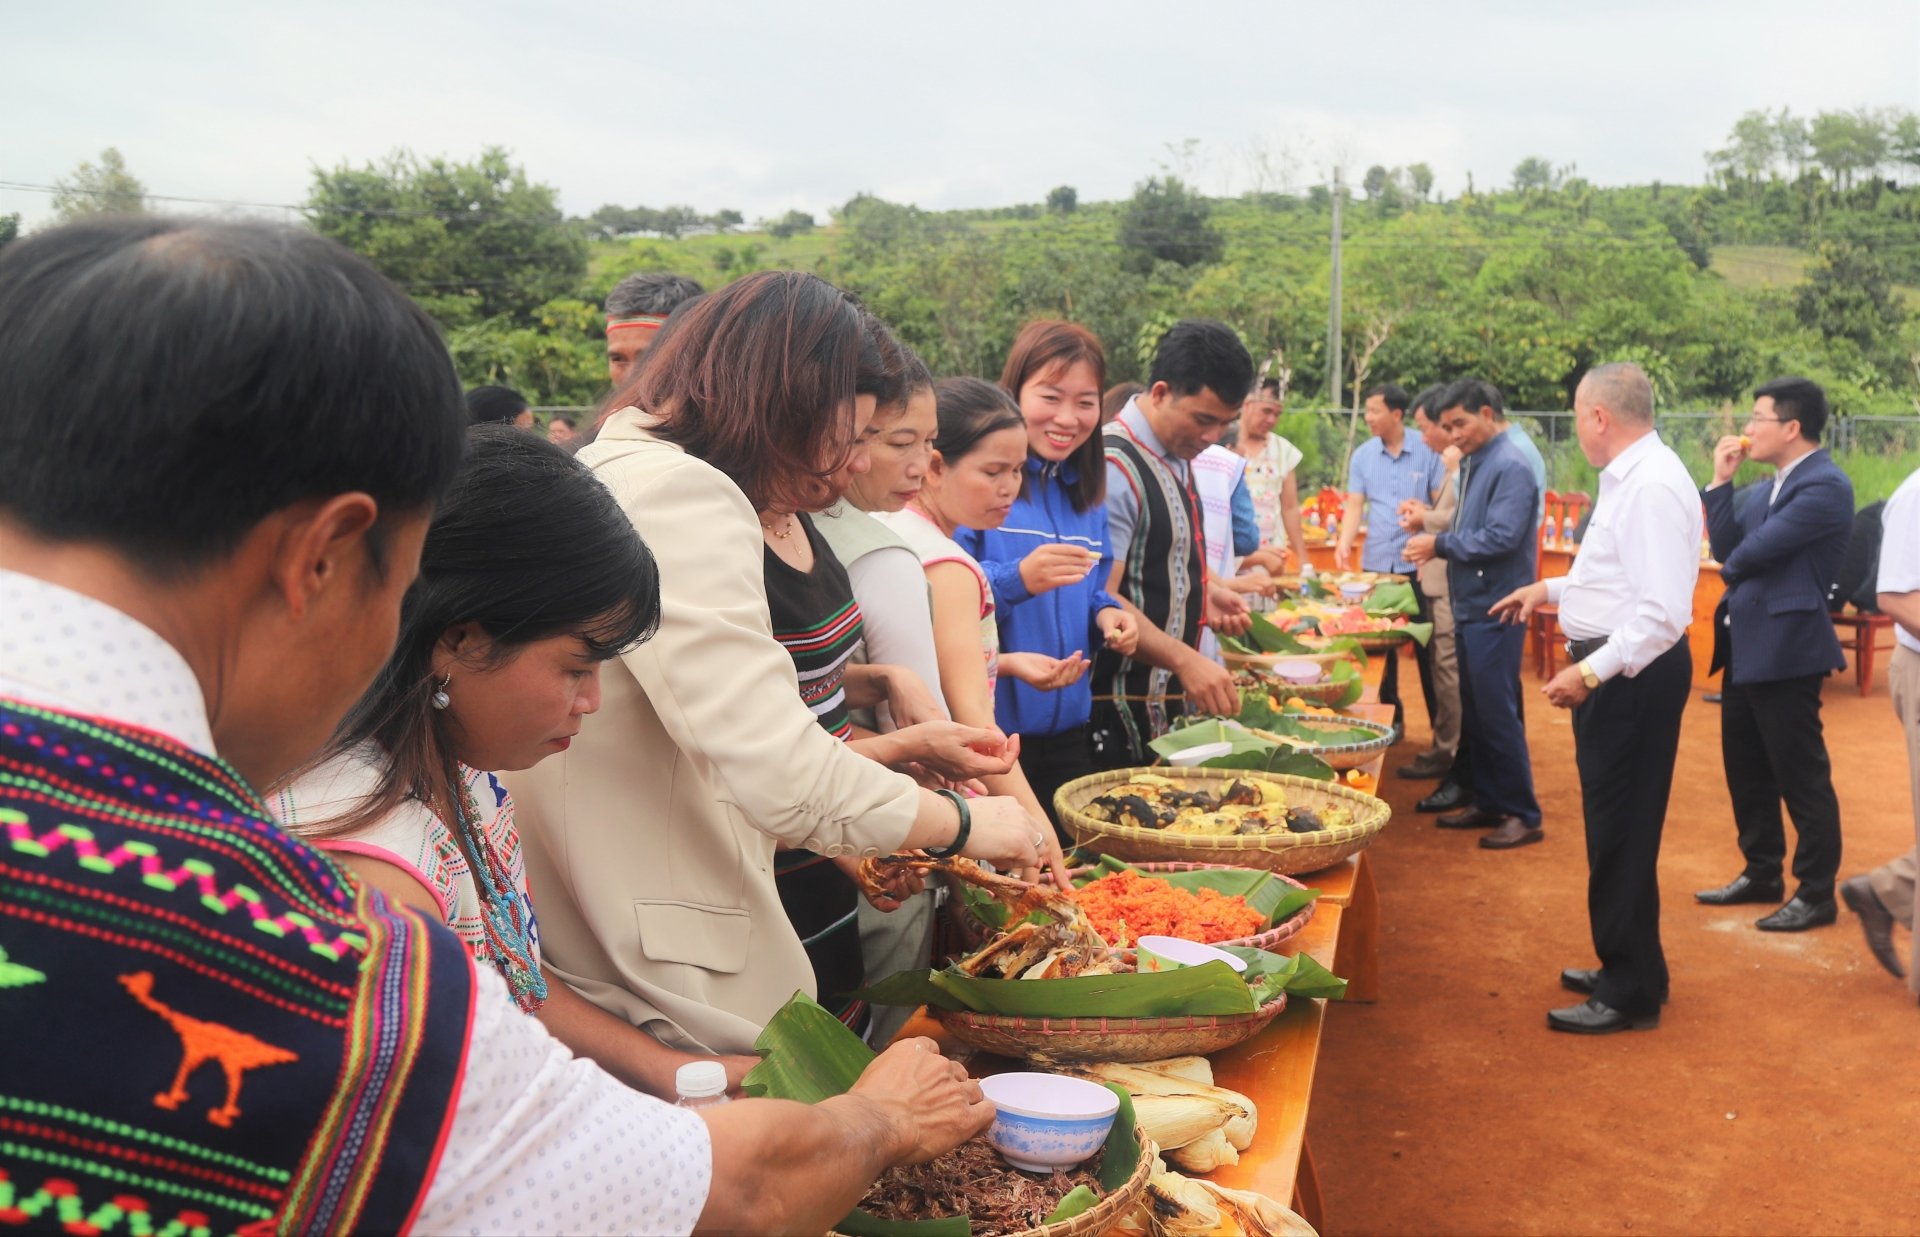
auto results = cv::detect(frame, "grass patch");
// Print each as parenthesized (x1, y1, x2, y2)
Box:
(1712, 245, 1810, 291)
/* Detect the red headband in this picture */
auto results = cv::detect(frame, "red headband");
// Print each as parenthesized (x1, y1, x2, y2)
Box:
(607, 313, 669, 335)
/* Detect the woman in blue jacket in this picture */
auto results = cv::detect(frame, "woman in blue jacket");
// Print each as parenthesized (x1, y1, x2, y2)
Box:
(956, 320, 1139, 836)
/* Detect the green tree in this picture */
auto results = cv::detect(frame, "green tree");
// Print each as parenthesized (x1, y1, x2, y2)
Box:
(1794, 240, 1907, 353)
(1511, 156, 1555, 193)
(1407, 163, 1435, 200)
(51, 147, 146, 221)
(1117, 176, 1222, 273)
(1046, 185, 1078, 214)
(0, 214, 17, 251)
(306, 147, 585, 327)
(1809, 109, 1887, 191)
(765, 209, 816, 239)
(710, 208, 745, 232)
(1362, 165, 1390, 199)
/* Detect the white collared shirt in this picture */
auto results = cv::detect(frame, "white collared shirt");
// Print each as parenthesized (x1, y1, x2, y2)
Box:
(1770, 448, 1813, 506)
(1878, 468, 1920, 654)
(0, 571, 712, 1236)
(1546, 433, 1702, 682)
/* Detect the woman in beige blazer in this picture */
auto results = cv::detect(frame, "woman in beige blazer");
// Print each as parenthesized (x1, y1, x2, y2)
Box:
(507, 273, 1056, 1055)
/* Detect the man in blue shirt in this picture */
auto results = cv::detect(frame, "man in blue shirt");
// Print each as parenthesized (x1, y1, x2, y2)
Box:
(1336, 383, 1446, 734)
(1406, 378, 1544, 850)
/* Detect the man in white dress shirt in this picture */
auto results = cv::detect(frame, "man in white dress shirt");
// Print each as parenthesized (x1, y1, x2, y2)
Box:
(1493, 363, 1701, 1034)
(0, 215, 992, 1236)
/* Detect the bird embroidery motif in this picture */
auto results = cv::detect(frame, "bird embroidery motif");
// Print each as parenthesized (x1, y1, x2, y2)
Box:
(119, 971, 298, 1128)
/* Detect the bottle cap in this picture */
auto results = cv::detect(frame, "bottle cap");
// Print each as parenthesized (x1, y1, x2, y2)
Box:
(675, 1060, 728, 1099)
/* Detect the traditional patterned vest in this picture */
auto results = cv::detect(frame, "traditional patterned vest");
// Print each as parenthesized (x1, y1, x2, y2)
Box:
(1096, 423, 1206, 759)
(0, 700, 474, 1235)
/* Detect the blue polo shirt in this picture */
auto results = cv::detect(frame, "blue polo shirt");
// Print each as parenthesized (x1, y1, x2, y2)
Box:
(1346, 434, 1446, 572)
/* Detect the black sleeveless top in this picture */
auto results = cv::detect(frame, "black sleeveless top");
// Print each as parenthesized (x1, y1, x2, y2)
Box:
(763, 514, 870, 1036)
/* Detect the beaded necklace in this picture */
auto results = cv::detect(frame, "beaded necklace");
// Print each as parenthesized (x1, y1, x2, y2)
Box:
(449, 774, 548, 1013)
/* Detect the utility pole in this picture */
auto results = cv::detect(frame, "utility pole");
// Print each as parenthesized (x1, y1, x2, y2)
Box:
(1326, 166, 1344, 407)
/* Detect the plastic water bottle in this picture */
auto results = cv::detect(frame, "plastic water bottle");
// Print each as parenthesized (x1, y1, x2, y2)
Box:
(674, 1060, 730, 1110)
(1562, 514, 1577, 548)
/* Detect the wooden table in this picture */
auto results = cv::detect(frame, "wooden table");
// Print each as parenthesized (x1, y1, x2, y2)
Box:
(1536, 545, 1725, 687)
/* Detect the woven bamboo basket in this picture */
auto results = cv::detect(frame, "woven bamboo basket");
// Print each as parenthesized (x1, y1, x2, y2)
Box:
(1246, 714, 1395, 771)
(1221, 646, 1360, 674)
(835, 1123, 1156, 1237)
(933, 997, 1286, 1064)
(1232, 673, 1353, 708)
(1056, 767, 1390, 875)
(947, 861, 1317, 955)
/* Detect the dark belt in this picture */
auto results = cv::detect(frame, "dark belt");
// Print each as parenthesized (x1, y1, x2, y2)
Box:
(1565, 634, 1610, 662)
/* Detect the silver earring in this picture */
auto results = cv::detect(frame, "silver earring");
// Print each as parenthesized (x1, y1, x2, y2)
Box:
(431, 674, 451, 710)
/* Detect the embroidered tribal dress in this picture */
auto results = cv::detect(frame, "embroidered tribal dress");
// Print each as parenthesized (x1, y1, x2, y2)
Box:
(0, 700, 472, 1235)
(763, 515, 870, 1037)
(274, 744, 544, 1011)
(1097, 423, 1206, 763)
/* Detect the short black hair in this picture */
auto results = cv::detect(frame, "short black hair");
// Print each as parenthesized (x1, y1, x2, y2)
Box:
(0, 216, 465, 574)
(1436, 377, 1505, 418)
(1363, 384, 1410, 414)
(1149, 319, 1253, 410)
(467, 384, 530, 427)
(1258, 376, 1282, 398)
(1755, 376, 1830, 443)
(605, 272, 705, 318)
(1409, 383, 1449, 419)
(550, 414, 576, 430)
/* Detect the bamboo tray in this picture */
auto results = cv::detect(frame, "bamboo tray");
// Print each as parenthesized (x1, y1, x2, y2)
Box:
(948, 860, 1317, 955)
(933, 997, 1287, 1064)
(1246, 713, 1396, 771)
(1057, 767, 1390, 875)
(834, 1122, 1156, 1237)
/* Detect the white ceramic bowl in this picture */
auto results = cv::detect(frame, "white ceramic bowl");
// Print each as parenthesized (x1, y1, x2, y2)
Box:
(1135, 935, 1250, 974)
(1165, 740, 1235, 767)
(978, 1073, 1121, 1173)
(1271, 658, 1323, 685)
(1339, 581, 1374, 602)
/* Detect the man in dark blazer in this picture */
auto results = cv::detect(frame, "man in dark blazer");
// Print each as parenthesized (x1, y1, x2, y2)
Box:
(1695, 377, 1854, 930)
(1406, 378, 1544, 849)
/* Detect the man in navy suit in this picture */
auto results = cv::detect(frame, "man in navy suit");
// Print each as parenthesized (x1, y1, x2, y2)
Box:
(1695, 377, 1854, 931)
(1406, 378, 1544, 849)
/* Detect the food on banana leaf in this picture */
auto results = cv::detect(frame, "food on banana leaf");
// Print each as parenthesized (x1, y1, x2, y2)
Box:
(1115, 1157, 1317, 1237)
(1069, 1058, 1256, 1174)
(857, 1136, 1105, 1234)
(1074, 869, 1267, 946)
(1082, 773, 1355, 837)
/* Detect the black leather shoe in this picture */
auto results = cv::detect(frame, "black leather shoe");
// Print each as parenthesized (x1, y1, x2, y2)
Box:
(1479, 818, 1544, 849)
(1396, 752, 1451, 780)
(1417, 781, 1470, 812)
(1436, 804, 1500, 829)
(1560, 968, 1668, 1005)
(1841, 876, 1906, 978)
(1694, 874, 1785, 906)
(1547, 998, 1659, 1034)
(1756, 895, 1838, 932)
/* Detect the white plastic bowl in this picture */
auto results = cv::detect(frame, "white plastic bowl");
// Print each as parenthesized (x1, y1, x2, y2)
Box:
(1339, 581, 1374, 601)
(1165, 740, 1234, 767)
(978, 1073, 1121, 1173)
(1136, 935, 1251, 974)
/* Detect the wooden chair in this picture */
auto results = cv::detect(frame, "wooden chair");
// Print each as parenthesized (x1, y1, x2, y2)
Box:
(1831, 609, 1897, 696)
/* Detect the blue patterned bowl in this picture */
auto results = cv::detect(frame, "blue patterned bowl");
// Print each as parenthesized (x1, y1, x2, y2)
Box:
(977, 1073, 1120, 1173)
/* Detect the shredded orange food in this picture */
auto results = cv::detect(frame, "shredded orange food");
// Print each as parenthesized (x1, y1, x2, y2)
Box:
(1075, 870, 1267, 946)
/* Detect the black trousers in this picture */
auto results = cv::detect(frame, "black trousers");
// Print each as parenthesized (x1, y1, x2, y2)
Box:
(1720, 670, 1844, 900)
(1572, 640, 1691, 1015)
(1455, 619, 1539, 825)
(1409, 578, 1439, 734)
(1022, 724, 1095, 847)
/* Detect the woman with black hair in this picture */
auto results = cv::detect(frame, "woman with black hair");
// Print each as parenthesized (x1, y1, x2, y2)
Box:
(277, 425, 755, 1095)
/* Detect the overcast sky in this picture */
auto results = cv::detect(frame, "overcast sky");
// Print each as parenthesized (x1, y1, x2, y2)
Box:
(6, 0, 1919, 229)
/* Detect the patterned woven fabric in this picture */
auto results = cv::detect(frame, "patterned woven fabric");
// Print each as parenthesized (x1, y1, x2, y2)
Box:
(0, 701, 474, 1235)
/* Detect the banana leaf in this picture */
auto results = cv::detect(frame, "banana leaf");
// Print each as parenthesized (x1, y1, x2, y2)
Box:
(1362, 579, 1421, 618)
(1150, 717, 1335, 781)
(743, 993, 1142, 1236)
(855, 944, 1338, 1017)
(959, 853, 1320, 934)
(1244, 611, 1317, 654)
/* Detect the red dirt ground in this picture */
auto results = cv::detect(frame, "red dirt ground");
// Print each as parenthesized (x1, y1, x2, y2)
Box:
(1310, 653, 1920, 1235)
